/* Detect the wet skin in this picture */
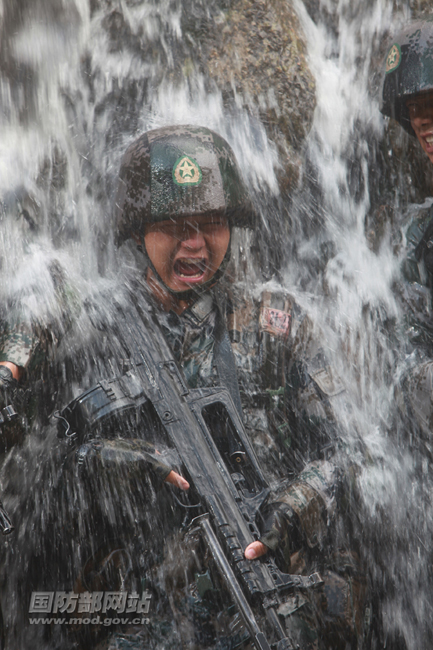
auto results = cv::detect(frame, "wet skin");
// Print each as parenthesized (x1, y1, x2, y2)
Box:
(407, 91, 433, 164)
(142, 214, 267, 560)
(144, 214, 231, 293)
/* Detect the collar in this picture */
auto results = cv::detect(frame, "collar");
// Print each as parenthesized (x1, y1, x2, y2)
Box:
(189, 292, 215, 322)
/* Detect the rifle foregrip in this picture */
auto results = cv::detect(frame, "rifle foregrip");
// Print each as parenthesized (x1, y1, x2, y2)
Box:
(196, 515, 298, 650)
(196, 515, 268, 642)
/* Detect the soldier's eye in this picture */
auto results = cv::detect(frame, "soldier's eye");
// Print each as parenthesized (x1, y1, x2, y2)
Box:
(203, 218, 227, 229)
(203, 221, 223, 229)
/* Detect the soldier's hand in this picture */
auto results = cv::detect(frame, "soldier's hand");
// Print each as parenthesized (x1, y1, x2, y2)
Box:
(165, 470, 190, 491)
(153, 448, 189, 490)
(245, 541, 268, 560)
(0, 364, 19, 405)
(245, 502, 302, 565)
(0, 362, 20, 381)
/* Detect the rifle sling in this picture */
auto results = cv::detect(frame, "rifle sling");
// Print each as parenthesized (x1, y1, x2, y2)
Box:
(213, 294, 244, 420)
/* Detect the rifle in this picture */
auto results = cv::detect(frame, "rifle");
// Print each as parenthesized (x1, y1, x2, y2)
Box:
(58, 298, 323, 650)
(0, 404, 17, 535)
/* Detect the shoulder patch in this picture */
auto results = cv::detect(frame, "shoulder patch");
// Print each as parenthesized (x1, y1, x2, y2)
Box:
(259, 306, 291, 339)
(386, 43, 401, 74)
(310, 367, 345, 397)
(173, 155, 202, 186)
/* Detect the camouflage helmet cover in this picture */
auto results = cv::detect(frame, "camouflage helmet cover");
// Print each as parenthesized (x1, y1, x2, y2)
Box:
(381, 17, 433, 135)
(115, 125, 254, 242)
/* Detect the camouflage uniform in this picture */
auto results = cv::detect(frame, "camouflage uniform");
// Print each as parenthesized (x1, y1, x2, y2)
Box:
(56, 277, 366, 650)
(395, 205, 433, 447)
(0, 321, 38, 371)
(396, 204, 433, 342)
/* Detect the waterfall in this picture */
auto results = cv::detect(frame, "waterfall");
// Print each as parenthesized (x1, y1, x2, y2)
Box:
(0, 0, 431, 648)
(294, 2, 433, 648)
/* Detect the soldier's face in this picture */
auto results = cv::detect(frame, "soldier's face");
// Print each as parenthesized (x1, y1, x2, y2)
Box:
(143, 214, 230, 292)
(407, 91, 433, 164)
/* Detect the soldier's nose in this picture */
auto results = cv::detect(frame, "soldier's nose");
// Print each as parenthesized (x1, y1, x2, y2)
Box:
(180, 229, 206, 249)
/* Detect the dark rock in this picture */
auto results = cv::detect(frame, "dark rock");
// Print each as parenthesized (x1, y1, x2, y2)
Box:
(188, 0, 316, 195)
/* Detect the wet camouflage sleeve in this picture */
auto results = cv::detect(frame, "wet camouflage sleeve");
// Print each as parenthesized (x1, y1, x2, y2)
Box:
(0, 259, 80, 374)
(275, 460, 338, 548)
(0, 320, 39, 370)
(395, 207, 433, 349)
(278, 313, 345, 548)
(228, 287, 347, 550)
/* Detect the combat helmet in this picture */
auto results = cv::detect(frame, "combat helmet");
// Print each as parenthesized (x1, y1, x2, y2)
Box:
(381, 17, 433, 135)
(115, 125, 253, 243)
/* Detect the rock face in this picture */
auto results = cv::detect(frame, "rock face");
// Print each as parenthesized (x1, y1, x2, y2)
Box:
(195, 0, 316, 194)
(0, 0, 316, 203)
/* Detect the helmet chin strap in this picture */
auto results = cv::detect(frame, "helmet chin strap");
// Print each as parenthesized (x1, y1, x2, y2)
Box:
(139, 237, 231, 303)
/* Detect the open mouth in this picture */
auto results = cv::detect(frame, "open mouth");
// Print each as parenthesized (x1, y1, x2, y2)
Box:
(173, 258, 207, 279)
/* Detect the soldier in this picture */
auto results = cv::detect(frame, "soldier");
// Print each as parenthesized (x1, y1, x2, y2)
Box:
(0, 259, 74, 451)
(0, 321, 39, 451)
(10, 125, 366, 650)
(381, 19, 433, 449)
(381, 17, 433, 291)
(59, 124, 364, 650)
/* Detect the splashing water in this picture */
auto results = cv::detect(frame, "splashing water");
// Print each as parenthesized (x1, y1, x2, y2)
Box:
(0, 0, 432, 648)
(294, 2, 433, 648)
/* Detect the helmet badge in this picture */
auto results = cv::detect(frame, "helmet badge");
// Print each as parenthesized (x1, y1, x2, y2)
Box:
(173, 155, 202, 186)
(386, 43, 402, 74)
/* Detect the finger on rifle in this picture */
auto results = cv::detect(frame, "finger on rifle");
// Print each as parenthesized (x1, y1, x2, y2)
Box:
(165, 470, 190, 491)
(244, 540, 268, 560)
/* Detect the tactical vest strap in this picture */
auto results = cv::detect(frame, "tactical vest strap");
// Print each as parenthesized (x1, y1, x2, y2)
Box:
(214, 292, 244, 418)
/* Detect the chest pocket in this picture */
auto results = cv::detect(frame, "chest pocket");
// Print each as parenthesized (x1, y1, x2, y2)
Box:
(228, 290, 293, 396)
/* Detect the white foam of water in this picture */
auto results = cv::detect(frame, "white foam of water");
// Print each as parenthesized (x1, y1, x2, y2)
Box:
(150, 80, 281, 194)
(0, 1, 430, 646)
(292, 3, 433, 646)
